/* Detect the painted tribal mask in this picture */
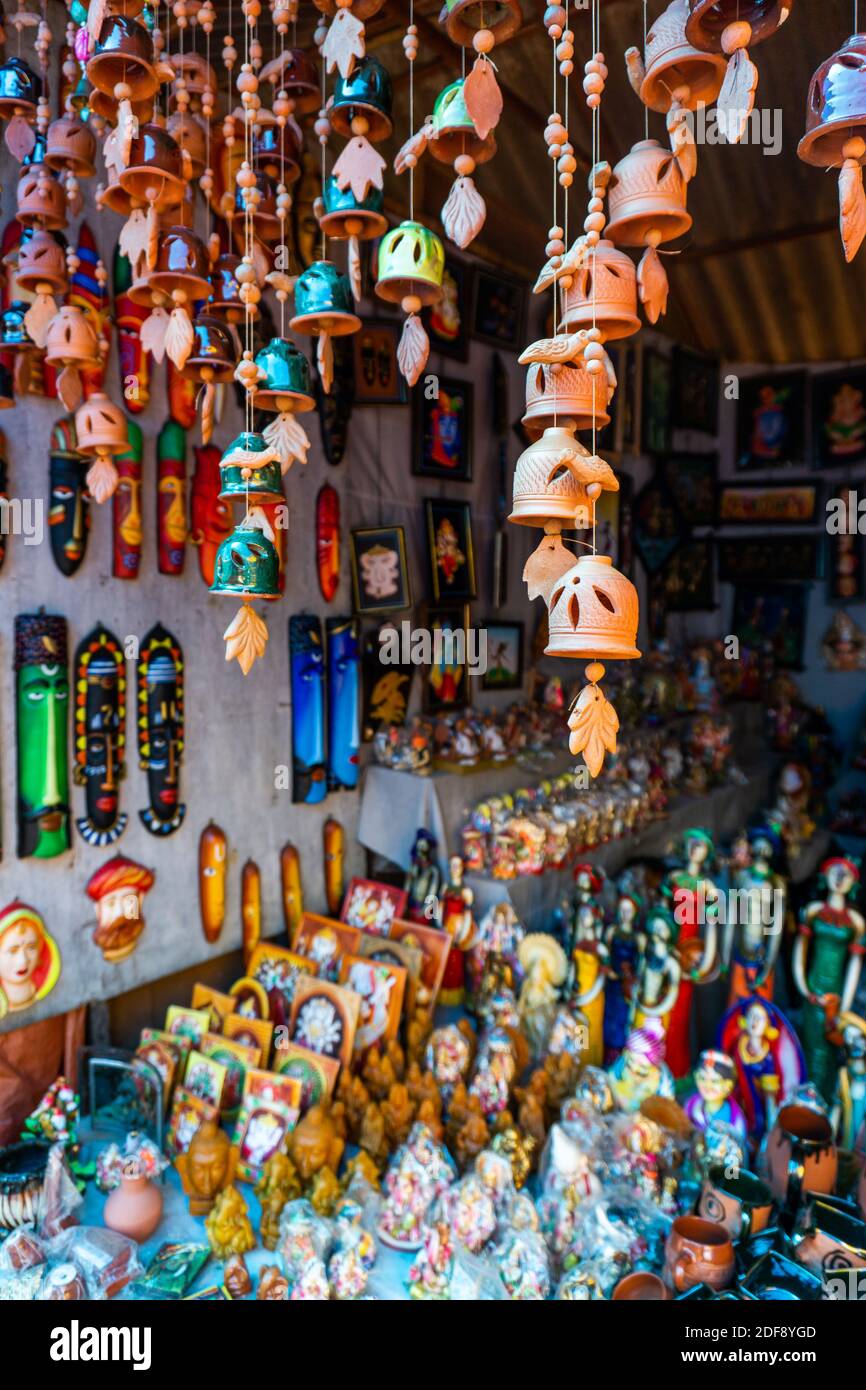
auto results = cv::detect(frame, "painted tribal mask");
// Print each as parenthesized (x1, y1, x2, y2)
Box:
(113, 420, 143, 581)
(15, 612, 70, 859)
(326, 617, 360, 791)
(48, 417, 89, 576)
(289, 614, 326, 805)
(74, 624, 127, 847)
(137, 623, 185, 836)
(157, 419, 187, 575)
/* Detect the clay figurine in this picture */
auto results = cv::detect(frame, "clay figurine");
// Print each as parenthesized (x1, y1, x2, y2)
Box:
(175, 1117, 236, 1216)
(289, 1102, 346, 1182)
(205, 1185, 256, 1259)
(224, 1253, 252, 1298)
(254, 1151, 302, 1249)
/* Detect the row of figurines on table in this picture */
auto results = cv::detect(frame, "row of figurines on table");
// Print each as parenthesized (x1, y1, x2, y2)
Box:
(430, 825, 865, 1157)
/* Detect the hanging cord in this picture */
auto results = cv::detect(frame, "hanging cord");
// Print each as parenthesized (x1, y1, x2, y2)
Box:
(279, 10, 286, 336)
(643, 0, 649, 141)
(551, 20, 558, 427)
(320, 38, 326, 262)
(409, 0, 415, 224)
(590, 0, 600, 555)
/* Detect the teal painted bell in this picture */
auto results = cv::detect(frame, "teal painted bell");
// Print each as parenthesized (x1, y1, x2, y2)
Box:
(375, 221, 445, 307)
(254, 337, 315, 413)
(218, 432, 284, 502)
(430, 80, 497, 165)
(290, 261, 361, 337)
(330, 57, 393, 143)
(320, 174, 387, 241)
(210, 520, 281, 600)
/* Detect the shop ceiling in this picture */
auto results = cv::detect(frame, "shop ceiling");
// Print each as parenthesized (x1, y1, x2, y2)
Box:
(243, 0, 866, 364)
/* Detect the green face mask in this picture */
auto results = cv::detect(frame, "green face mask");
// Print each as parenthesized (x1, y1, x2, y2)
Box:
(15, 615, 70, 860)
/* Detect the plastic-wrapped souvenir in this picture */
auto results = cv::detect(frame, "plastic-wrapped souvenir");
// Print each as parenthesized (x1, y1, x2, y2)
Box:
(556, 1264, 608, 1299)
(474, 1148, 516, 1213)
(95, 1132, 167, 1193)
(437, 1172, 497, 1253)
(407, 1222, 455, 1299)
(328, 1225, 377, 1300)
(496, 1227, 551, 1300)
(378, 1122, 456, 1250)
(277, 1199, 332, 1278)
(467, 902, 524, 1007)
(426, 1024, 472, 1101)
(469, 1028, 516, 1119)
(291, 1258, 331, 1300)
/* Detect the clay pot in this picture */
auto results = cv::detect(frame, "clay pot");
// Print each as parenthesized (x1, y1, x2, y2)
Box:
(795, 1200, 866, 1277)
(638, 0, 727, 112)
(148, 225, 213, 302)
(103, 1171, 164, 1242)
(613, 1271, 671, 1300)
(665, 1214, 735, 1293)
(120, 124, 185, 208)
(698, 1166, 774, 1240)
(0, 1141, 49, 1229)
(545, 554, 642, 661)
(86, 14, 158, 101)
(766, 1103, 838, 1210)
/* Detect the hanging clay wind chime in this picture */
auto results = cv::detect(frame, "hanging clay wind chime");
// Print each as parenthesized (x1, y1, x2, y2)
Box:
(798, 32, 866, 263)
(317, 0, 384, 81)
(74, 391, 130, 503)
(395, 76, 496, 252)
(0, 54, 41, 159)
(322, 55, 391, 299)
(685, 0, 794, 144)
(606, 136, 692, 325)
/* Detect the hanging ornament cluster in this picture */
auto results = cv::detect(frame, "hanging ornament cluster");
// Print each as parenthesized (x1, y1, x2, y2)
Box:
(322, 55, 391, 300)
(799, 32, 866, 263)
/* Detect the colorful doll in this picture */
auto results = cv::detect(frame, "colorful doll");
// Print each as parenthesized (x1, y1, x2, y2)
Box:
(829, 1013, 866, 1150)
(137, 625, 185, 836)
(722, 821, 786, 1003)
(603, 891, 644, 1059)
(156, 420, 187, 576)
(0, 902, 61, 1020)
(73, 624, 127, 846)
(86, 856, 155, 963)
(15, 612, 70, 859)
(48, 417, 89, 576)
(662, 828, 720, 1076)
(112, 421, 143, 581)
(795, 858, 866, 1103)
(468, 901, 523, 1009)
(718, 996, 806, 1143)
(568, 901, 608, 1068)
(438, 854, 478, 1006)
(189, 443, 232, 586)
(404, 828, 442, 923)
(289, 614, 327, 805)
(607, 1019, 675, 1114)
(630, 906, 682, 1041)
(683, 1049, 748, 1141)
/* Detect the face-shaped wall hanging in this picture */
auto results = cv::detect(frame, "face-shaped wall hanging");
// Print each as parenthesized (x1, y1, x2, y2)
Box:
(15, 612, 70, 859)
(113, 245, 150, 414)
(137, 623, 185, 836)
(73, 624, 127, 847)
(48, 417, 89, 576)
(168, 357, 198, 430)
(112, 419, 143, 580)
(289, 614, 327, 804)
(0, 902, 61, 1020)
(326, 616, 360, 792)
(86, 854, 155, 963)
(190, 443, 232, 586)
(314, 336, 355, 466)
(157, 419, 187, 575)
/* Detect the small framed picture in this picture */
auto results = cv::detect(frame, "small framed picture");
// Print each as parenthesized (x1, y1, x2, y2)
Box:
(340, 877, 408, 935)
(731, 583, 809, 670)
(357, 932, 423, 1010)
(481, 620, 523, 691)
(413, 376, 473, 482)
(421, 603, 471, 711)
(190, 984, 237, 1034)
(736, 371, 807, 470)
(339, 954, 407, 1052)
(350, 525, 412, 615)
(827, 488, 865, 603)
(717, 478, 820, 526)
(201, 1033, 260, 1119)
(291, 912, 361, 983)
(659, 537, 716, 611)
(247, 942, 318, 1027)
(351, 319, 407, 405)
(223, 1012, 274, 1063)
(289, 975, 361, 1070)
(471, 267, 527, 350)
(166, 1087, 219, 1157)
(673, 347, 720, 434)
(390, 919, 451, 1011)
(642, 346, 673, 455)
(811, 367, 866, 467)
(271, 1040, 340, 1112)
(424, 257, 471, 361)
(165, 1006, 210, 1049)
(425, 498, 476, 600)
(662, 453, 717, 528)
(718, 535, 821, 584)
(183, 1050, 227, 1108)
(231, 1069, 303, 1182)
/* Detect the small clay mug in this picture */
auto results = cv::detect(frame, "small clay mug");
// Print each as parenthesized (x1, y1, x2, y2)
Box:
(698, 1166, 774, 1240)
(665, 1215, 735, 1294)
(612, 1271, 671, 1300)
(766, 1104, 837, 1211)
(794, 1200, 866, 1278)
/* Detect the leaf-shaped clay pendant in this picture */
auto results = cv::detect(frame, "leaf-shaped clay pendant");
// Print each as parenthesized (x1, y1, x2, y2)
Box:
(23, 292, 56, 348)
(224, 602, 269, 676)
(716, 48, 758, 145)
(839, 156, 866, 264)
(262, 411, 311, 469)
(441, 175, 486, 250)
(317, 331, 334, 394)
(114, 99, 139, 169)
(568, 666, 619, 778)
(5, 113, 36, 162)
(164, 305, 194, 369)
(119, 207, 149, 270)
(86, 455, 119, 504)
(668, 105, 696, 182)
(523, 534, 576, 604)
(637, 245, 669, 324)
(332, 136, 386, 201)
(463, 55, 503, 141)
(394, 122, 432, 175)
(56, 365, 83, 413)
(321, 7, 365, 80)
(624, 46, 645, 97)
(397, 313, 429, 387)
(141, 305, 169, 363)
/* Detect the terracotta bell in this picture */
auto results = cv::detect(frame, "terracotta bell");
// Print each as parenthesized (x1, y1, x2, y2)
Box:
(208, 253, 249, 324)
(441, 0, 522, 48)
(313, 0, 385, 20)
(509, 425, 615, 528)
(798, 35, 866, 262)
(545, 554, 641, 661)
(168, 51, 217, 111)
(120, 125, 185, 209)
(45, 116, 98, 177)
(685, 0, 794, 52)
(251, 116, 301, 185)
(16, 160, 67, 231)
(606, 139, 692, 247)
(148, 225, 213, 303)
(210, 518, 281, 600)
(375, 220, 445, 306)
(429, 79, 497, 164)
(97, 162, 136, 217)
(523, 362, 610, 439)
(628, 0, 727, 112)
(0, 57, 41, 120)
(183, 312, 237, 443)
(330, 56, 393, 142)
(0, 301, 40, 393)
(320, 175, 387, 240)
(167, 110, 208, 179)
(218, 432, 284, 503)
(16, 230, 68, 294)
(560, 240, 641, 340)
(44, 305, 101, 409)
(75, 393, 129, 455)
(86, 15, 159, 103)
(260, 47, 320, 116)
(290, 261, 361, 336)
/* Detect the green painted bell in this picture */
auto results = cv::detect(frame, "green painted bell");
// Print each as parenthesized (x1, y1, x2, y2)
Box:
(209, 519, 280, 600)
(330, 57, 393, 143)
(320, 174, 387, 241)
(375, 221, 445, 307)
(430, 79, 497, 165)
(254, 337, 315, 413)
(218, 431, 284, 502)
(290, 261, 361, 337)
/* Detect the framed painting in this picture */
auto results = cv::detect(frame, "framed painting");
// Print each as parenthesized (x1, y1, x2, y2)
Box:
(291, 912, 361, 983)
(812, 367, 866, 468)
(190, 984, 237, 1034)
(340, 877, 408, 935)
(223, 1012, 274, 1063)
(412, 375, 473, 482)
(338, 954, 407, 1052)
(271, 1039, 340, 1111)
(289, 975, 361, 1070)
(231, 1069, 303, 1182)
(351, 319, 406, 405)
(659, 537, 715, 611)
(641, 346, 672, 455)
(246, 942, 318, 1027)
(481, 620, 523, 691)
(424, 257, 471, 361)
(620, 339, 642, 455)
(632, 474, 687, 576)
(425, 498, 476, 600)
(361, 622, 413, 740)
(357, 932, 423, 1005)
(731, 584, 809, 670)
(200, 1033, 259, 1118)
(471, 267, 526, 350)
(662, 453, 717, 528)
(736, 371, 807, 470)
(421, 603, 471, 711)
(390, 918, 451, 1010)
(673, 347, 720, 434)
(718, 535, 821, 584)
(350, 525, 411, 615)
(717, 479, 820, 526)
(827, 488, 865, 603)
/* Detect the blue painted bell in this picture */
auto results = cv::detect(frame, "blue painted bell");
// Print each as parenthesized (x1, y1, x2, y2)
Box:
(331, 57, 393, 143)
(210, 514, 281, 600)
(290, 261, 361, 336)
(254, 337, 315, 411)
(0, 57, 42, 119)
(218, 432, 284, 503)
(320, 174, 387, 241)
